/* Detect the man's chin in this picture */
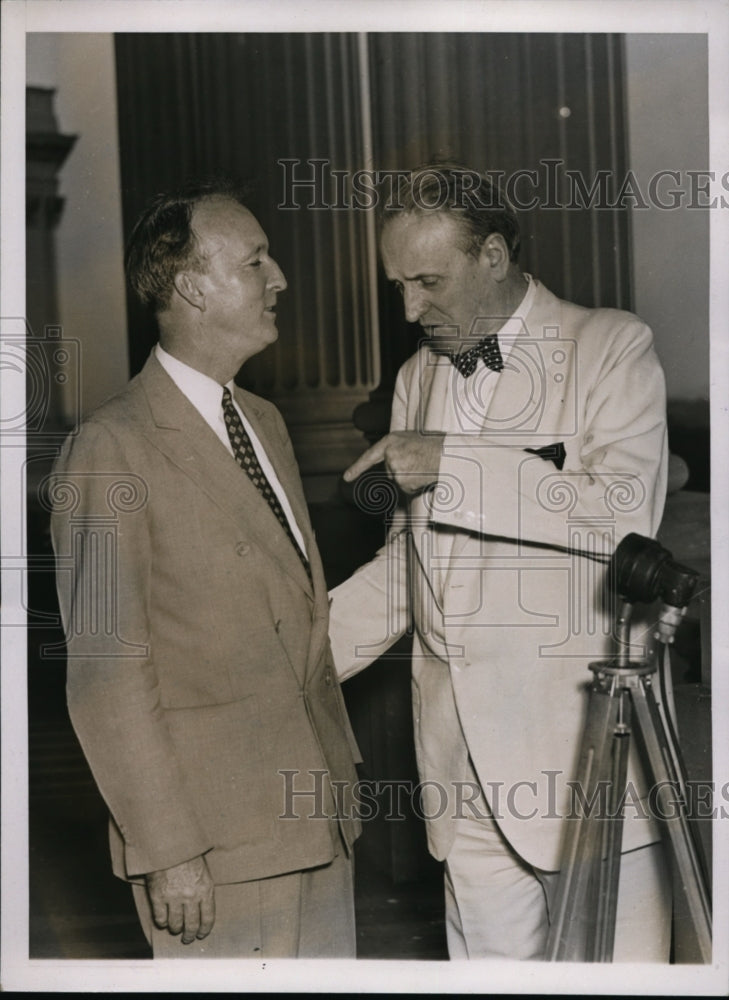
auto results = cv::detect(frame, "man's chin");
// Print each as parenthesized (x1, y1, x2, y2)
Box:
(240, 326, 278, 363)
(262, 316, 279, 339)
(423, 326, 463, 355)
(427, 339, 461, 355)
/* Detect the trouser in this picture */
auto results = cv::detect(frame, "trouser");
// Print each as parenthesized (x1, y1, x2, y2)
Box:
(444, 810, 672, 960)
(132, 839, 355, 958)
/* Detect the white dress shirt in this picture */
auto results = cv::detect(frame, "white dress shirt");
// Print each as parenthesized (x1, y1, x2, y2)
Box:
(423, 273, 537, 658)
(450, 272, 535, 427)
(155, 344, 307, 555)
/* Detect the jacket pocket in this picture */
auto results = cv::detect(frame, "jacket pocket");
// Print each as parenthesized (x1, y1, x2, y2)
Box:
(163, 696, 272, 850)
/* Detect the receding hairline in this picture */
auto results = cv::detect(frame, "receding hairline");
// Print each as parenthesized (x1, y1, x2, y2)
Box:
(380, 205, 506, 255)
(187, 195, 260, 258)
(189, 192, 255, 226)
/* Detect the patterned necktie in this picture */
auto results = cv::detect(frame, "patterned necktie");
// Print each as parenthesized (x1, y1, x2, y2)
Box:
(447, 334, 504, 378)
(221, 387, 311, 581)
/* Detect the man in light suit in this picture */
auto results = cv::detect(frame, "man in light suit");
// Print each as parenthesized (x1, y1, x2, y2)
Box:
(51, 181, 361, 958)
(329, 165, 670, 960)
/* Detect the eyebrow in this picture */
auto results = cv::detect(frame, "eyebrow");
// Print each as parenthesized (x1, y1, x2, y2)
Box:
(243, 242, 268, 261)
(396, 271, 440, 282)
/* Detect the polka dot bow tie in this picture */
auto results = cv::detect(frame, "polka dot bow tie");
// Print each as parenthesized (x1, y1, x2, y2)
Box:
(447, 334, 504, 378)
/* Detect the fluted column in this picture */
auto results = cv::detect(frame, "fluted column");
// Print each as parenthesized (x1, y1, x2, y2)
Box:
(26, 86, 77, 431)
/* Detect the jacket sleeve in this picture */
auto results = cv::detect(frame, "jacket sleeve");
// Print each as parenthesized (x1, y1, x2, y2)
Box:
(432, 319, 668, 555)
(51, 420, 212, 876)
(328, 373, 411, 680)
(328, 517, 409, 680)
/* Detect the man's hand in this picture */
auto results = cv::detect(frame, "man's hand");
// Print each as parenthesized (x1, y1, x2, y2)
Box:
(145, 854, 215, 944)
(343, 431, 445, 494)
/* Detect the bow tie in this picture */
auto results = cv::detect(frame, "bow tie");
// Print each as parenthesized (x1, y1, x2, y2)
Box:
(447, 335, 504, 378)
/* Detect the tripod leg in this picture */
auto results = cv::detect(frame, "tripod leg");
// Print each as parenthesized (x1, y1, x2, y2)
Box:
(595, 710, 631, 961)
(546, 679, 624, 961)
(630, 679, 712, 963)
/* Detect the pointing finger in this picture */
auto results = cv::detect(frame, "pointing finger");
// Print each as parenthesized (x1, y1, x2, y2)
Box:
(343, 438, 389, 482)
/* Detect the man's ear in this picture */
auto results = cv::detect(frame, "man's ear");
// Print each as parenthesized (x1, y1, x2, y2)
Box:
(173, 270, 206, 311)
(479, 234, 511, 280)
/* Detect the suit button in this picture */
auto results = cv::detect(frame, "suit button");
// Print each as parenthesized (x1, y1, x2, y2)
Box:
(236, 542, 250, 556)
(325, 669, 332, 686)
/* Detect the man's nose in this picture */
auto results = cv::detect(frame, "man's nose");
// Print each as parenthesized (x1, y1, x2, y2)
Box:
(402, 285, 426, 323)
(267, 257, 287, 293)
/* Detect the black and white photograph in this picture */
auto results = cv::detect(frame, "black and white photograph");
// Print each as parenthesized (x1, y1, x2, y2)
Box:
(1, 0, 728, 993)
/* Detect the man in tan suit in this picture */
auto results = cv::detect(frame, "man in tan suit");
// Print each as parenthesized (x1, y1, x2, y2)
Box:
(329, 165, 670, 960)
(51, 182, 361, 958)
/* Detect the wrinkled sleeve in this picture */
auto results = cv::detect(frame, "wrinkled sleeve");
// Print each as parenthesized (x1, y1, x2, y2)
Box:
(51, 420, 212, 876)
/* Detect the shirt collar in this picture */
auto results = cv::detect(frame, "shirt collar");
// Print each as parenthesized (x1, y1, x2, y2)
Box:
(433, 273, 537, 372)
(478, 273, 536, 368)
(155, 343, 231, 418)
(499, 272, 536, 339)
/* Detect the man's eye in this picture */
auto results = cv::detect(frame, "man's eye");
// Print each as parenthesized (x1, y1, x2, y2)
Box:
(249, 259, 263, 268)
(420, 278, 438, 288)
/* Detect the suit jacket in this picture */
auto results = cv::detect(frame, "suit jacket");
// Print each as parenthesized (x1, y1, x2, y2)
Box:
(51, 352, 361, 885)
(329, 279, 668, 872)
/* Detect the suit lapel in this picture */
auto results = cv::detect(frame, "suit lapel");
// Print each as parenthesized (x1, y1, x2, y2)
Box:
(138, 355, 313, 598)
(477, 280, 565, 444)
(440, 281, 567, 570)
(408, 349, 451, 433)
(233, 387, 313, 557)
(231, 388, 329, 676)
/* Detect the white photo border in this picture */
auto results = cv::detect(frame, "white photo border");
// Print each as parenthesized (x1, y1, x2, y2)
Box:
(2, 0, 728, 993)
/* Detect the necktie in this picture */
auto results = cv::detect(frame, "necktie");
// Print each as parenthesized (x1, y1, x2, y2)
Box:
(221, 387, 311, 581)
(447, 334, 503, 378)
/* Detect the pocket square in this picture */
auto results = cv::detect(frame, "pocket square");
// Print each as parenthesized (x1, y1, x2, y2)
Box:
(524, 442, 566, 470)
